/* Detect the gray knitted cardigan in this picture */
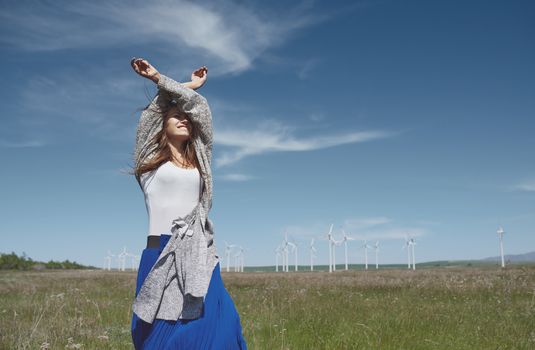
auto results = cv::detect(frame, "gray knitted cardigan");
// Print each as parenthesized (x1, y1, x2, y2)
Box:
(131, 74, 219, 323)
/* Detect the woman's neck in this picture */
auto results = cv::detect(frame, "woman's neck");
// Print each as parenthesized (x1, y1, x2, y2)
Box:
(168, 139, 186, 158)
(168, 140, 194, 168)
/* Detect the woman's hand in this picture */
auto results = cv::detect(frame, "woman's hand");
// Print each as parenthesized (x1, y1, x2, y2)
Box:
(190, 66, 208, 90)
(131, 57, 161, 84)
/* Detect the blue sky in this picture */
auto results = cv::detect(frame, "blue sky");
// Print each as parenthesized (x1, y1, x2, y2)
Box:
(0, 0, 533, 268)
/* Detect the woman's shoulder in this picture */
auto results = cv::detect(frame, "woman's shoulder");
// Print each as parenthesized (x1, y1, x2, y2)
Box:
(139, 165, 161, 189)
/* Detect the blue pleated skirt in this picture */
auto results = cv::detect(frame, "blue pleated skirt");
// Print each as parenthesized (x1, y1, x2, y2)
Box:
(131, 234, 248, 349)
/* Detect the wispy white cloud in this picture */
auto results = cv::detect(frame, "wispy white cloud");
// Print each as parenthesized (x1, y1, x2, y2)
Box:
(279, 222, 331, 241)
(346, 227, 427, 241)
(214, 119, 395, 166)
(0, 71, 144, 148)
(513, 180, 535, 192)
(414, 220, 441, 226)
(1, 0, 343, 148)
(297, 57, 322, 80)
(17, 72, 139, 143)
(342, 217, 427, 240)
(308, 113, 326, 122)
(342, 217, 392, 231)
(279, 216, 428, 243)
(0, 0, 332, 75)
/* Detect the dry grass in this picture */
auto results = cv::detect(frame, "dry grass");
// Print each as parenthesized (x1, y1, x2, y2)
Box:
(225, 266, 535, 349)
(1, 266, 534, 349)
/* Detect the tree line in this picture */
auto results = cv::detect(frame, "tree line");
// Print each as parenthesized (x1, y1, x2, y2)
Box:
(0, 251, 96, 270)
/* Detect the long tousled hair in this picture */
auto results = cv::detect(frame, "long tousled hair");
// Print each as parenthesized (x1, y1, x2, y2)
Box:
(128, 97, 201, 182)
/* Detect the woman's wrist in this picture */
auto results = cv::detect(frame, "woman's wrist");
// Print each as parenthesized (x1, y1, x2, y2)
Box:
(181, 81, 200, 90)
(151, 72, 161, 84)
(155, 74, 199, 90)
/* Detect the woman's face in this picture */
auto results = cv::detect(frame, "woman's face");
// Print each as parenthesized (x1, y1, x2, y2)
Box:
(164, 105, 192, 142)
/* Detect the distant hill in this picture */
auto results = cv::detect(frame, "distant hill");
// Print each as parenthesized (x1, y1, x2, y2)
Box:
(482, 251, 535, 263)
(242, 253, 535, 272)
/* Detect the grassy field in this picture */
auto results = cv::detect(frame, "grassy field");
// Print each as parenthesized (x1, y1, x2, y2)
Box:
(1, 265, 534, 349)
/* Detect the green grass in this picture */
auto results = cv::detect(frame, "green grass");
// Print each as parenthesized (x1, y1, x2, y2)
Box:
(1, 266, 534, 349)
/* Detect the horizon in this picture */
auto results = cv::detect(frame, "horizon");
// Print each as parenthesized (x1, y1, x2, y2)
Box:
(3, 248, 533, 270)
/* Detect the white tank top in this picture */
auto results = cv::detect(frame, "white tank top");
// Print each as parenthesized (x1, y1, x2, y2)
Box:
(140, 161, 202, 237)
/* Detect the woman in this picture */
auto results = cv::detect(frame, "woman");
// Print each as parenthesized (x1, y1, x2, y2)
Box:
(128, 57, 248, 349)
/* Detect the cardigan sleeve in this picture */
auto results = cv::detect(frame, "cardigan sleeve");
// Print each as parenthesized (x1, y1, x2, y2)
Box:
(156, 74, 213, 160)
(133, 74, 214, 173)
(133, 91, 168, 171)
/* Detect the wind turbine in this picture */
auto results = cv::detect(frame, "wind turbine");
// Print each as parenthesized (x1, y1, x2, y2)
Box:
(497, 226, 505, 268)
(239, 246, 247, 272)
(283, 232, 292, 272)
(281, 242, 288, 272)
(104, 250, 115, 271)
(332, 236, 344, 271)
(118, 247, 128, 272)
(326, 224, 335, 272)
(126, 252, 139, 271)
(342, 230, 357, 270)
(373, 241, 380, 269)
(233, 250, 241, 272)
(402, 237, 411, 269)
(309, 238, 317, 271)
(287, 240, 298, 271)
(409, 238, 416, 270)
(223, 241, 236, 272)
(275, 245, 282, 272)
(361, 239, 371, 270)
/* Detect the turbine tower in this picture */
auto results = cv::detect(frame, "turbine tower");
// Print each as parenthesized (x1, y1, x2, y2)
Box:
(403, 237, 411, 269)
(362, 239, 371, 270)
(224, 241, 236, 272)
(233, 250, 240, 272)
(118, 247, 128, 272)
(239, 246, 246, 272)
(309, 238, 317, 271)
(275, 245, 282, 272)
(103, 256, 110, 271)
(126, 252, 139, 271)
(104, 250, 115, 271)
(287, 241, 298, 271)
(497, 226, 505, 268)
(282, 233, 291, 272)
(326, 224, 335, 272)
(233, 246, 245, 272)
(373, 241, 380, 269)
(332, 236, 344, 271)
(342, 230, 357, 270)
(409, 238, 416, 270)
(282, 243, 288, 272)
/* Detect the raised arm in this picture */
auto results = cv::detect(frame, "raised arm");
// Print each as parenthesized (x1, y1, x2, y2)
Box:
(156, 74, 213, 152)
(130, 57, 213, 172)
(131, 58, 213, 168)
